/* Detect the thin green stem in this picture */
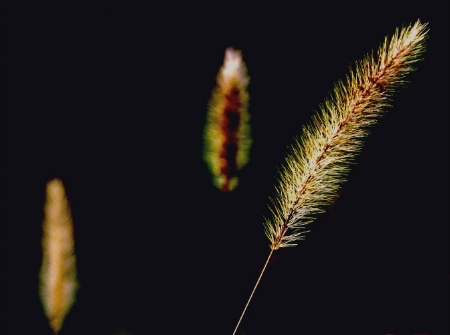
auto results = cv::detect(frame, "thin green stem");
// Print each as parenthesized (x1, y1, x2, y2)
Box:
(231, 248, 274, 335)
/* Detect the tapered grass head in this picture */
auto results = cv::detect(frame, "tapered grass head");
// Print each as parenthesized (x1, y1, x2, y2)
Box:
(263, 20, 429, 250)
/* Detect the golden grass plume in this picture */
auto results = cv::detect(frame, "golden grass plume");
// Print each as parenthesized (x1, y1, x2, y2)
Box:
(39, 178, 78, 334)
(232, 19, 429, 335)
(264, 19, 429, 250)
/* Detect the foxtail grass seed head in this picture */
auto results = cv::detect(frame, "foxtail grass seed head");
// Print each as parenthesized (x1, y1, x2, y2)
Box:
(263, 20, 428, 250)
(231, 20, 428, 335)
(203, 47, 252, 192)
(40, 178, 78, 334)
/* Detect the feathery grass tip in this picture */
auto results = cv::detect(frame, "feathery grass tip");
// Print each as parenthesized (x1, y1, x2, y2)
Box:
(264, 19, 428, 250)
(40, 178, 78, 334)
(232, 19, 428, 335)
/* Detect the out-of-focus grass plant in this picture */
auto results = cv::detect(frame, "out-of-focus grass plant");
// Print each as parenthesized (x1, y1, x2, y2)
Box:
(40, 178, 78, 334)
(203, 48, 252, 192)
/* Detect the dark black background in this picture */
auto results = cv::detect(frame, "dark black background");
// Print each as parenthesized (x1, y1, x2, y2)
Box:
(1, 1, 449, 335)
